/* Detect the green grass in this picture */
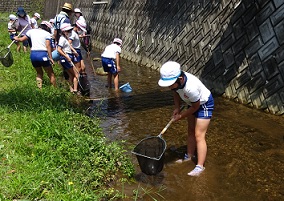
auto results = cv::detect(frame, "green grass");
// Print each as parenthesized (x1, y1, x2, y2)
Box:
(0, 13, 134, 200)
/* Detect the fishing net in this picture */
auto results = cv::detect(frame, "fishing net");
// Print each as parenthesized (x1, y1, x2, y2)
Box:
(132, 136, 166, 175)
(0, 48, 13, 67)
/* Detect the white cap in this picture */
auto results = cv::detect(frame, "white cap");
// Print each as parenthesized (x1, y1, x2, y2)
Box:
(158, 61, 182, 87)
(41, 21, 52, 29)
(60, 23, 73, 31)
(34, 13, 40, 19)
(74, 8, 82, 13)
(76, 20, 86, 32)
(9, 14, 17, 21)
(113, 38, 122, 46)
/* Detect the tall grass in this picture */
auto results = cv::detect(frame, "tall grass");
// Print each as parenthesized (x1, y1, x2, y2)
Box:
(0, 13, 134, 200)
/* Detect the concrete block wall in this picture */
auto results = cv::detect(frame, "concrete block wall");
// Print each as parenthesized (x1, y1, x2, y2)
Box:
(2, 0, 284, 115)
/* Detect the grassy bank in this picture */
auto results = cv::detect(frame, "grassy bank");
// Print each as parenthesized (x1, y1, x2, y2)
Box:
(0, 14, 134, 200)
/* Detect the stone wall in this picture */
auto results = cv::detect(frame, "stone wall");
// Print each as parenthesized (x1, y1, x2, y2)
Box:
(2, 0, 284, 115)
(78, 0, 284, 115)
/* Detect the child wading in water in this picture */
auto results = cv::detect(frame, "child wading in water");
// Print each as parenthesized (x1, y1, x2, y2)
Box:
(158, 61, 214, 176)
(57, 23, 80, 94)
(101, 38, 122, 91)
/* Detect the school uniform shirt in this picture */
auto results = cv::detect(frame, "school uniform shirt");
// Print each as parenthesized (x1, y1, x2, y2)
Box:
(30, 17, 38, 28)
(8, 21, 17, 35)
(25, 29, 52, 51)
(58, 36, 72, 54)
(176, 72, 211, 106)
(69, 30, 80, 49)
(16, 15, 32, 35)
(101, 44, 121, 59)
(77, 16, 86, 23)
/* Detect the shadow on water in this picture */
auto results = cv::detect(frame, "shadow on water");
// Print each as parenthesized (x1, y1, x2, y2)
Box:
(84, 49, 284, 201)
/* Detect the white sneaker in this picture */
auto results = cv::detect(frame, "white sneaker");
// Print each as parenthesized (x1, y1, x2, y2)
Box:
(175, 154, 191, 163)
(187, 165, 205, 176)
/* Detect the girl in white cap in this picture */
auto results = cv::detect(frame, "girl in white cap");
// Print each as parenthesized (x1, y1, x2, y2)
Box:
(31, 13, 40, 29)
(158, 61, 214, 176)
(7, 14, 21, 52)
(57, 23, 80, 94)
(69, 19, 87, 73)
(101, 38, 123, 90)
(74, 8, 86, 23)
(13, 21, 56, 89)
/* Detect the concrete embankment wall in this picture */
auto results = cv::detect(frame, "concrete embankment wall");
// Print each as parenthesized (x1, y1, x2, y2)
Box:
(1, 0, 284, 116)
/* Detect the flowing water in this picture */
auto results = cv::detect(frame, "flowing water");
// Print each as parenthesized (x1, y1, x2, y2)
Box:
(84, 49, 284, 201)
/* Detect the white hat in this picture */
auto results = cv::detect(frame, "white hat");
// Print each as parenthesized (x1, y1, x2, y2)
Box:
(113, 38, 122, 45)
(41, 21, 52, 29)
(76, 20, 86, 32)
(34, 13, 40, 19)
(158, 61, 182, 87)
(60, 23, 73, 31)
(74, 8, 82, 13)
(9, 14, 17, 21)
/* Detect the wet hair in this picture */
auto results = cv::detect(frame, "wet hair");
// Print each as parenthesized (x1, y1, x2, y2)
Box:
(40, 24, 51, 33)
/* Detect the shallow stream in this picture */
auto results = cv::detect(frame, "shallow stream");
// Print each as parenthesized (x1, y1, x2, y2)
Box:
(84, 49, 283, 201)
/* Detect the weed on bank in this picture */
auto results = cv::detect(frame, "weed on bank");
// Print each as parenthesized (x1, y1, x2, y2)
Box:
(0, 14, 134, 200)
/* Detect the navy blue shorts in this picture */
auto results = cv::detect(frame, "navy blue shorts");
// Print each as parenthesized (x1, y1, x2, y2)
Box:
(101, 57, 117, 74)
(10, 34, 18, 43)
(30, 51, 51, 67)
(60, 53, 74, 70)
(190, 94, 214, 119)
(73, 49, 82, 63)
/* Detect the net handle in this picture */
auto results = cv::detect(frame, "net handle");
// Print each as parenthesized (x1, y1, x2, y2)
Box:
(7, 24, 29, 49)
(158, 105, 185, 137)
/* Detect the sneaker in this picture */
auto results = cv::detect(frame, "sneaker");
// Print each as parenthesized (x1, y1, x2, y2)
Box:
(175, 154, 191, 163)
(187, 165, 205, 176)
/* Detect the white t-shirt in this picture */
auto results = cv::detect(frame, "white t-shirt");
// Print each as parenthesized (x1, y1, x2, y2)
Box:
(8, 21, 17, 35)
(69, 30, 80, 49)
(58, 36, 72, 54)
(77, 16, 86, 22)
(101, 43, 121, 59)
(25, 29, 52, 51)
(176, 72, 211, 105)
(30, 17, 38, 29)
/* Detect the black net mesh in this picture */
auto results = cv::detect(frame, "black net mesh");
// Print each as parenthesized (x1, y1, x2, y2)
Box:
(0, 48, 13, 67)
(133, 136, 166, 175)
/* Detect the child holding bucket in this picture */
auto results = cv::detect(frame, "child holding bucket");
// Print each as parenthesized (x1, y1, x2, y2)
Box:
(101, 38, 122, 91)
(158, 61, 214, 176)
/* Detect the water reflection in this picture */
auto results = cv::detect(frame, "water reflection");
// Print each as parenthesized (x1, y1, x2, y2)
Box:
(85, 49, 284, 201)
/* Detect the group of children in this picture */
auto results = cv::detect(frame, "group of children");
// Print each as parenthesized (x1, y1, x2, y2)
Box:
(7, 4, 92, 95)
(7, 4, 215, 177)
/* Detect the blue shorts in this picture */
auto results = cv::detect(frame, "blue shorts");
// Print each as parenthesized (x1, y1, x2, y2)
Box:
(190, 94, 214, 119)
(101, 57, 117, 74)
(10, 34, 18, 43)
(30, 51, 51, 67)
(73, 49, 82, 63)
(60, 53, 74, 70)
